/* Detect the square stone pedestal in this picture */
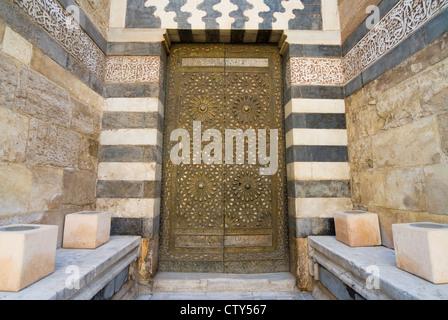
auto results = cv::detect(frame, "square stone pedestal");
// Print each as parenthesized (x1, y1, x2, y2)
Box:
(393, 222, 448, 284)
(334, 210, 381, 247)
(0, 224, 58, 292)
(63, 211, 111, 249)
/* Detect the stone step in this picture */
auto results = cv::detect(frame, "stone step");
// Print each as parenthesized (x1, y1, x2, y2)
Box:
(152, 272, 298, 293)
(139, 291, 314, 300)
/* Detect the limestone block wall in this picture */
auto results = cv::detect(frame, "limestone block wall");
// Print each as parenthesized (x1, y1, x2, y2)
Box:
(346, 35, 448, 248)
(0, 19, 103, 246)
(343, 0, 448, 248)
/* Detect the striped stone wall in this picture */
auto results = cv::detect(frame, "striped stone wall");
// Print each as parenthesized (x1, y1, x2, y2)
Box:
(283, 44, 350, 243)
(96, 49, 166, 279)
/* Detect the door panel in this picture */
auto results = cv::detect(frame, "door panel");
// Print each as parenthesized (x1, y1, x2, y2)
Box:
(159, 44, 288, 273)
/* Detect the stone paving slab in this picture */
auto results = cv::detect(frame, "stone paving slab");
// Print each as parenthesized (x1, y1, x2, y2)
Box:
(152, 272, 297, 292)
(138, 272, 314, 300)
(138, 291, 314, 300)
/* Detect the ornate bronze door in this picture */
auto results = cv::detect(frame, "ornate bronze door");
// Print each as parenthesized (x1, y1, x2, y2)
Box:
(159, 44, 288, 273)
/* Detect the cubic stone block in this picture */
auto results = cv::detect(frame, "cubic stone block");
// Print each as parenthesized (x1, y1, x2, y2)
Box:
(334, 210, 382, 247)
(392, 222, 448, 284)
(62, 211, 111, 249)
(0, 224, 58, 292)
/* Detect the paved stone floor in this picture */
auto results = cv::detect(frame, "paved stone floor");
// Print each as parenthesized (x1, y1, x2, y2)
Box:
(137, 291, 314, 300)
(135, 272, 314, 300)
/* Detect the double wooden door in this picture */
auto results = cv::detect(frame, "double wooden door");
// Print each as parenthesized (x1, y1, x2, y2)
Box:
(159, 44, 288, 273)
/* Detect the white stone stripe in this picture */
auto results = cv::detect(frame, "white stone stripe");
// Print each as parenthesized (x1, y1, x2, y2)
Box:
(96, 198, 160, 219)
(107, 28, 166, 43)
(284, 30, 341, 45)
(98, 162, 161, 181)
(290, 197, 352, 218)
(100, 129, 161, 146)
(321, 0, 340, 31)
(286, 129, 348, 148)
(287, 162, 350, 181)
(2, 27, 33, 66)
(109, 0, 127, 28)
(104, 98, 164, 116)
(285, 99, 346, 118)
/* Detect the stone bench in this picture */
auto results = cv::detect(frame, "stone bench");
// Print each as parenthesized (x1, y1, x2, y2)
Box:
(308, 236, 448, 300)
(0, 236, 141, 300)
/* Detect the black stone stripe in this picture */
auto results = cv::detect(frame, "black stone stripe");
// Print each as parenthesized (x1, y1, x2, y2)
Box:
(286, 146, 348, 163)
(106, 42, 165, 56)
(231, 30, 245, 43)
(102, 112, 163, 131)
(289, 44, 342, 58)
(285, 113, 346, 132)
(103, 83, 164, 99)
(178, 29, 194, 43)
(286, 86, 345, 101)
(205, 29, 220, 43)
(99, 145, 162, 163)
(256, 30, 271, 43)
(287, 180, 351, 198)
(111, 217, 159, 238)
(96, 180, 161, 199)
(289, 217, 335, 239)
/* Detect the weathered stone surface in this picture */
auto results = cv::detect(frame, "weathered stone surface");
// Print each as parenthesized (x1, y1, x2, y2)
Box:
(26, 119, 81, 168)
(382, 167, 427, 212)
(423, 86, 448, 117)
(348, 136, 373, 170)
(359, 170, 384, 207)
(419, 59, 448, 116)
(0, 107, 29, 162)
(29, 166, 63, 212)
(74, 0, 110, 37)
(424, 164, 448, 215)
(290, 236, 312, 291)
(0, 52, 19, 109)
(371, 33, 448, 96)
(347, 102, 385, 140)
(0, 164, 32, 216)
(438, 113, 448, 156)
(372, 116, 442, 169)
(30, 47, 104, 111)
(71, 98, 101, 137)
(77, 137, 99, 171)
(376, 76, 423, 131)
(62, 170, 96, 206)
(138, 236, 159, 281)
(16, 68, 72, 128)
(0, 19, 5, 47)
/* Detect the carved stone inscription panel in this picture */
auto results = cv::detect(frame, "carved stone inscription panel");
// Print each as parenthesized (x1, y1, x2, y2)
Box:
(160, 44, 288, 273)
